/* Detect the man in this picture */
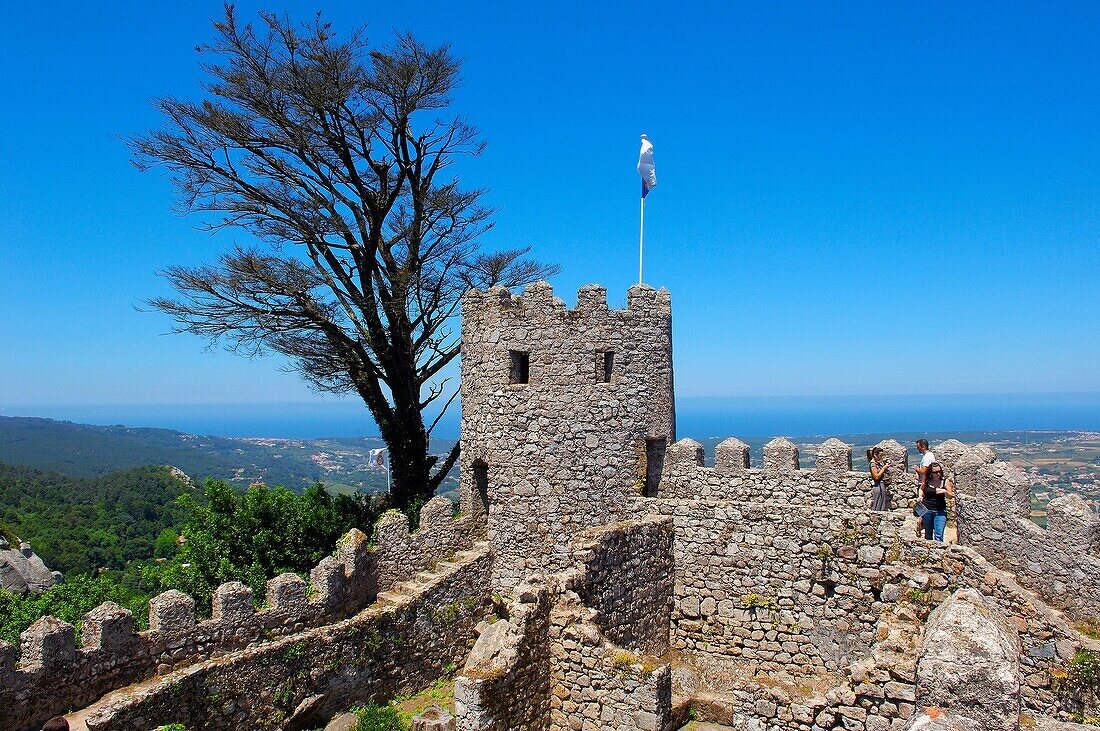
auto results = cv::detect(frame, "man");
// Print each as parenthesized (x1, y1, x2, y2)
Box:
(915, 439, 936, 488)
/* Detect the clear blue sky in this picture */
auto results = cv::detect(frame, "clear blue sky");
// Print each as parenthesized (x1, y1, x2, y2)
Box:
(2, 1, 1099, 420)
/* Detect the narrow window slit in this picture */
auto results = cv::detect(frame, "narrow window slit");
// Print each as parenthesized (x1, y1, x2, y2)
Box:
(598, 351, 615, 383)
(509, 350, 530, 384)
(642, 438, 666, 497)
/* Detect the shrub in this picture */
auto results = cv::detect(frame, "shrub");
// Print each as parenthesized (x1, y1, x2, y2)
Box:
(352, 703, 407, 731)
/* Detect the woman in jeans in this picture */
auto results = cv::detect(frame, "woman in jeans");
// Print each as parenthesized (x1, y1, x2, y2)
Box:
(921, 462, 952, 541)
(867, 447, 890, 511)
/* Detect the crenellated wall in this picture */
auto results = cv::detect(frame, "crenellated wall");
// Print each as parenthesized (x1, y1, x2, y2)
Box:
(0, 496, 484, 731)
(460, 281, 675, 590)
(951, 445, 1100, 624)
(86, 544, 494, 731)
(657, 436, 918, 511)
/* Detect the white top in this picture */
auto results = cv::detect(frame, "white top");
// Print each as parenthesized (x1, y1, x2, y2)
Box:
(920, 451, 936, 468)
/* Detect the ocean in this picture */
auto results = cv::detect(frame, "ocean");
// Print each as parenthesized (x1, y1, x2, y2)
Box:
(4, 392, 1099, 440)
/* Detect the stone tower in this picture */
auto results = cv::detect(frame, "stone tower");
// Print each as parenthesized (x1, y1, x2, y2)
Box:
(460, 281, 675, 588)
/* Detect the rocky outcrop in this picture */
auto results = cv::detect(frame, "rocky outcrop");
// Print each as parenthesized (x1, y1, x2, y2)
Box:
(0, 536, 60, 595)
(915, 589, 1021, 731)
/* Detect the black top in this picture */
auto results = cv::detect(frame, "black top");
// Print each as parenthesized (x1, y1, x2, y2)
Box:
(923, 471, 948, 511)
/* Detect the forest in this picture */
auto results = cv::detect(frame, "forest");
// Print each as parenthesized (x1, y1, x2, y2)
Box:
(0, 463, 387, 649)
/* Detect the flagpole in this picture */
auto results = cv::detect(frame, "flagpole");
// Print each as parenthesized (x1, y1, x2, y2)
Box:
(639, 195, 645, 285)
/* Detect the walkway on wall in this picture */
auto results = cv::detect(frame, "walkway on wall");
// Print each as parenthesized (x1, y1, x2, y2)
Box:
(62, 541, 490, 731)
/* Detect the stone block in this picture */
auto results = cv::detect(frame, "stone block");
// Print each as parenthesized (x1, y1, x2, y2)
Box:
(663, 438, 704, 478)
(309, 557, 346, 608)
(149, 589, 196, 636)
(976, 462, 1031, 519)
(375, 510, 411, 545)
(933, 439, 968, 469)
(764, 437, 799, 475)
(81, 601, 134, 650)
(715, 438, 751, 476)
(575, 284, 608, 313)
(916, 589, 1020, 731)
(336, 528, 370, 578)
(420, 496, 455, 531)
(875, 439, 909, 482)
(267, 573, 309, 618)
(1046, 493, 1100, 554)
(815, 438, 853, 481)
(20, 616, 75, 669)
(212, 581, 255, 623)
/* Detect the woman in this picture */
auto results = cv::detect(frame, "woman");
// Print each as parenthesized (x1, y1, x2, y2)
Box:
(921, 461, 952, 542)
(867, 447, 890, 511)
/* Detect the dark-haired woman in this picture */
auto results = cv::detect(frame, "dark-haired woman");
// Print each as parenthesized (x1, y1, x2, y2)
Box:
(868, 447, 890, 511)
(922, 462, 952, 541)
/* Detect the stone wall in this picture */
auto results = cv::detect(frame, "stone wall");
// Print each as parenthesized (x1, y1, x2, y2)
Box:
(456, 517, 678, 731)
(84, 545, 494, 731)
(460, 282, 675, 589)
(549, 594, 675, 731)
(899, 536, 1095, 715)
(565, 516, 675, 656)
(658, 436, 918, 511)
(0, 498, 484, 731)
(0, 537, 60, 594)
(650, 494, 908, 674)
(455, 577, 554, 731)
(952, 447, 1100, 624)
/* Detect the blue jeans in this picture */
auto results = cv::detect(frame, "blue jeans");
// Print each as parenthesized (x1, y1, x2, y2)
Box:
(923, 510, 947, 542)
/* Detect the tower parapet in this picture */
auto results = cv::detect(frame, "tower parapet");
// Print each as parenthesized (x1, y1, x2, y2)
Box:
(460, 281, 675, 589)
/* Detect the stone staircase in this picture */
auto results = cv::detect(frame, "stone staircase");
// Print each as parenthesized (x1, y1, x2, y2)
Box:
(375, 542, 489, 607)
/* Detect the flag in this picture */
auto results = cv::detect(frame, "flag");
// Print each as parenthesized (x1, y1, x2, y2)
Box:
(637, 135, 656, 198)
(368, 448, 388, 471)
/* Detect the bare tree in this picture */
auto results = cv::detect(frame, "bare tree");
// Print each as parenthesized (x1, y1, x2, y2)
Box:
(131, 6, 557, 510)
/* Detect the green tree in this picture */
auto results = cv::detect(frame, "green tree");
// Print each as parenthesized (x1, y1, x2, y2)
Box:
(130, 8, 556, 511)
(0, 575, 150, 649)
(146, 480, 382, 613)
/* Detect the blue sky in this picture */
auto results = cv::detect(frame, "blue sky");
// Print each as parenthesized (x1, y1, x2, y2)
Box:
(2, 1, 1099, 422)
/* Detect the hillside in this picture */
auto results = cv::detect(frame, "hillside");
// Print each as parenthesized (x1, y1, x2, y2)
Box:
(0, 462, 194, 576)
(0, 416, 458, 495)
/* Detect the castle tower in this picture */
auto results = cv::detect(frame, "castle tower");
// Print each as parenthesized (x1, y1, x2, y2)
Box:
(460, 281, 675, 589)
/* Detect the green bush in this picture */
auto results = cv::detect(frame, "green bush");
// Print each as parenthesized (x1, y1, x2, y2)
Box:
(352, 702, 407, 731)
(0, 574, 150, 649)
(144, 479, 381, 615)
(1052, 649, 1100, 725)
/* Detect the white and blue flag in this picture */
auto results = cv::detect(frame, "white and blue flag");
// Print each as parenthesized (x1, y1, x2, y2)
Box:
(637, 135, 656, 198)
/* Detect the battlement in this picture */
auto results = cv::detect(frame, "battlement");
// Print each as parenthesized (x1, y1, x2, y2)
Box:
(657, 435, 923, 509)
(463, 281, 672, 323)
(952, 445, 1100, 623)
(0, 496, 485, 731)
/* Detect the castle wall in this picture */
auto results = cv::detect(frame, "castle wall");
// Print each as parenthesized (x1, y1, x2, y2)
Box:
(952, 449, 1100, 624)
(652, 437, 910, 674)
(460, 282, 675, 589)
(84, 545, 494, 731)
(456, 517, 678, 731)
(566, 515, 675, 656)
(658, 436, 919, 511)
(0, 498, 484, 731)
(455, 577, 554, 731)
(650, 497, 907, 674)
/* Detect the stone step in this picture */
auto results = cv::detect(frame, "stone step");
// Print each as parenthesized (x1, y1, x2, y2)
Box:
(679, 724, 739, 731)
(375, 590, 409, 606)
